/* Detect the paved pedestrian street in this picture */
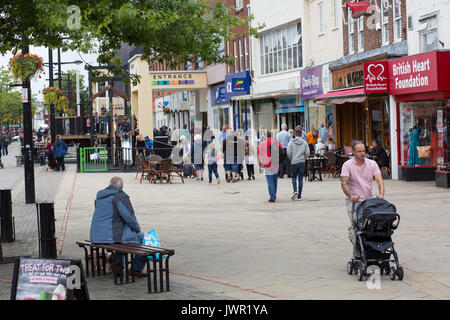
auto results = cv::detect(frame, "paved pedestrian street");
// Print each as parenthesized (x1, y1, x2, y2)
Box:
(2, 156, 450, 300)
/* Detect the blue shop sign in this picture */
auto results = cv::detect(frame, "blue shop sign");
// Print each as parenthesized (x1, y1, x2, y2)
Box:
(225, 70, 250, 101)
(211, 85, 227, 106)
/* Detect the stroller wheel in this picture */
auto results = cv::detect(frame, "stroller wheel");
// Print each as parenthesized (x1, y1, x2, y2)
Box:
(389, 267, 396, 281)
(396, 267, 404, 281)
(347, 261, 353, 275)
(356, 265, 365, 281)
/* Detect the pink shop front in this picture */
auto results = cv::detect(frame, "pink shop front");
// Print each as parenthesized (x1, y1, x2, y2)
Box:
(388, 50, 450, 187)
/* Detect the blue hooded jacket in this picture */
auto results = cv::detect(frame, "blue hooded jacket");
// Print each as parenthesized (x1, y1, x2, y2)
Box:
(90, 186, 144, 244)
(53, 140, 67, 159)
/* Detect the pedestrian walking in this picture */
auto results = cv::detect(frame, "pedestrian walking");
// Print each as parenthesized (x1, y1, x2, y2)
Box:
(191, 134, 206, 181)
(205, 137, 220, 184)
(245, 141, 256, 180)
(136, 134, 145, 157)
(45, 137, 55, 171)
(53, 135, 67, 172)
(340, 140, 385, 253)
(179, 135, 192, 178)
(276, 124, 292, 178)
(258, 131, 284, 202)
(287, 128, 310, 201)
(1, 131, 10, 156)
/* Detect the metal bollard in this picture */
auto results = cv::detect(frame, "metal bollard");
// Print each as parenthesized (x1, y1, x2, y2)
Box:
(36, 202, 57, 258)
(0, 189, 15, 242)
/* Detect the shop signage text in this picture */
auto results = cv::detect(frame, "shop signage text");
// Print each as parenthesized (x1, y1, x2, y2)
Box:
(388, 51, 439, 95)
(301, 65, 323, 100)
(225, 70, 250, 101)
(364, 61, 388, 93)
(332, 65, 364, 90)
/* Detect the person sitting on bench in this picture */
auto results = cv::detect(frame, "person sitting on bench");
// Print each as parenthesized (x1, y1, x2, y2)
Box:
(90, 176, 147, 277)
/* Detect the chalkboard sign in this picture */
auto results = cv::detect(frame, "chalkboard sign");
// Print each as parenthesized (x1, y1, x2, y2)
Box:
(10, 258, 89, 300)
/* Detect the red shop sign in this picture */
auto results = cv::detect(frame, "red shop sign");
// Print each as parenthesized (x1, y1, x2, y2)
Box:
(387, 50, 450, 95)
(364, 61, 388, 94)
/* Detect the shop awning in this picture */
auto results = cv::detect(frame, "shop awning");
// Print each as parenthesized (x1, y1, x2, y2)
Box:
(230, 89, 300, 101)
(313, 87, 367, 105)
(346, 2, 371, 19)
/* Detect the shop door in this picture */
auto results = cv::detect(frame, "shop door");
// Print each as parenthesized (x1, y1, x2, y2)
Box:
(256, 103, 274, 130)
(338, 103, 364, 148)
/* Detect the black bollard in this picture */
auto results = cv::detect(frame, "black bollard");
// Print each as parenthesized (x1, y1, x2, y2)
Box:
(0, 189, 15, 242)
(36, 202, 57, 258)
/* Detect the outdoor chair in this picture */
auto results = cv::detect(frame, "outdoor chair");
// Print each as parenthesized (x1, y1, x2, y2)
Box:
(155, 159, 173, 184)
(135, 154, 146, 179)
(323, 152, 340, 178)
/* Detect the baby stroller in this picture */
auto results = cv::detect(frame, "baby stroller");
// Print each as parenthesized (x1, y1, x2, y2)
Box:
(347, 198, 404, 281)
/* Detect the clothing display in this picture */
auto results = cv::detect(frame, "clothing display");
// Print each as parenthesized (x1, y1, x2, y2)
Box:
(408, 127, 423, 166)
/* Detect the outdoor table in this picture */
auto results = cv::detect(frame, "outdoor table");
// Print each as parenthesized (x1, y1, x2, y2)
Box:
(306, 155, 326, 182)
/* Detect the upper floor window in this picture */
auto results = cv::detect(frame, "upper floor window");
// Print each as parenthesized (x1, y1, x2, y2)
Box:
(233, 40, 238, 72)
(348, 9, 355, 54)
(358, 16, 364, 52)
(219, 37, 225, 58)
(244, 37, 249, 70)
(333, 0, 339, 29)
(318, 2, 325, 35)
(393, 0, 402, 41)
(239, 38, 243, 72)
(235, 0, 243, 11)
(260, 22, 302, 76)
(419, 16, 438, 53)
(381, 0, 390, 45)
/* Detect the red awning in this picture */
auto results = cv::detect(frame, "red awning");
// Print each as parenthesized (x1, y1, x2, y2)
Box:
(313, 87, 367, 105)
(346, 1, 372, 19)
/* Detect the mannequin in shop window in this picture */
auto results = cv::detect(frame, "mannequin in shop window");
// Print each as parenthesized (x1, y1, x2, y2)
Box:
(408, 126, 423, 166)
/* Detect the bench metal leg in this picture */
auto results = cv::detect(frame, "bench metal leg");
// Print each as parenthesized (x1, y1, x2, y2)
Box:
(159, 256, 164, 292)
(96, 248, 101, 276)
(153, 258, 157, 293)
(124, 254, 129, 283)
(165, 256, 170, 291)
(112, 252, 118, 285)
(146, 260, 152, 294)
(130, 254, 135, 283)
(80, 246, 90, 278)
(89, 247, 95, 278)
(102, 248, 106, 276)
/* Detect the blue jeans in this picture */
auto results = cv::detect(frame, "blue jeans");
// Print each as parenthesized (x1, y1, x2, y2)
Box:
(2, 145, 7, 156)
(291, 162, 306, 197)
(265, 174, 278, 201)
(232, 156, 239, 173)
(208, 163, 219, 183)
(115, 253, 147, 272)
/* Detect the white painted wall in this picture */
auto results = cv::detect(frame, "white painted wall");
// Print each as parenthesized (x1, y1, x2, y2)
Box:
(406, 0, 450, 55)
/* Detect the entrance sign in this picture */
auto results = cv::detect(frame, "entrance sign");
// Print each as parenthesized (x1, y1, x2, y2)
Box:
(364, 61, 388, 93)
(11, 258, 89, 300)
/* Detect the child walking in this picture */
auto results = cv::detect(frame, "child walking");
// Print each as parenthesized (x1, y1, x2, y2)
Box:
(245, 141, 255, 180)
(206, 137, 220, 184)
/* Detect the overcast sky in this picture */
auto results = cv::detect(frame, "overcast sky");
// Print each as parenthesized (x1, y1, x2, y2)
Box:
(0, 46, 99, 101)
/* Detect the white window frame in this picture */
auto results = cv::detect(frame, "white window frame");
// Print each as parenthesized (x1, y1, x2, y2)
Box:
(235, 0, 243, 11)
(226, 41, 230, 74)
(318, 2, 325, 35)
(393, 0, 402, 42)
(239, 38, 243, 72)
(244, 36, 249, 70)
(233, 40, 237, 72)
(348, 9, 355, 54)
(333, 0, 339, 29)
(419, 16, 439, 53)
(381, 0, 390, 45)
(358, 16, 364, 52)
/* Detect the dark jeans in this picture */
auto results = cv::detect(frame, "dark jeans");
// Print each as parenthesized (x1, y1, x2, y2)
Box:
(114, 253, 146, 272)
(246, 164, 255, 178)
(137, 148, 144, 156)
(2, 145, 8, 156)
(208, 163, 219, 183)
(265, 174, 278, 201)
(55, 157, 65, 171)
(291, 162, 306, 197)
(278, 151, 291, 178)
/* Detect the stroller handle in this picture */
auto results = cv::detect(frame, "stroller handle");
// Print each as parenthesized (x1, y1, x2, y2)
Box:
(361, 212, 401, 230)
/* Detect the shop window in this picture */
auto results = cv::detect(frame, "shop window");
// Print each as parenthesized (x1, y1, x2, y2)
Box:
(399, 101, 440, 167)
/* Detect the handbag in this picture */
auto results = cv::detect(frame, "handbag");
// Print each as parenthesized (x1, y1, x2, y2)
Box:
(417, 145, 431, 158)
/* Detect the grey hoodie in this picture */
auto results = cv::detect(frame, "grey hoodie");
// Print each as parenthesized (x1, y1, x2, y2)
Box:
(287, 137, 310, 164)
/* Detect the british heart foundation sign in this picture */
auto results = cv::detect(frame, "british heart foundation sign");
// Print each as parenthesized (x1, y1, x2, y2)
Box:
(364, 61, 388, 94)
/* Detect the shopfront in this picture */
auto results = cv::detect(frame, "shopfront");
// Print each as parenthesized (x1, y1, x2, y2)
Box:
(276, 96, 304, 130)
(225, 71, 251, 131)
(211, 84, 230, 130)
(314, 62, 391, 152)
(389, 50, 450, 186)
(301, 64, 333, 140)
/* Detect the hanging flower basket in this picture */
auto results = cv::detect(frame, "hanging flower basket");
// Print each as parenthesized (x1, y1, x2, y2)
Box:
(57, 96, 69, 113)
(43, 87, 63, 106)
(2, 113, 14, 123)
(8, 53, 44, 82)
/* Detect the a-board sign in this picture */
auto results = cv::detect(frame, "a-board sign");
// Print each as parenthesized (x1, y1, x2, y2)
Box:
(10, 258, 89, 300)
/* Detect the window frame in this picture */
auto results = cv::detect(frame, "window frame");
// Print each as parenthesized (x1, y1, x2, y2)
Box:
(333, 0, 339, 29)
(419, 16, 439, 53)
(381, 0, 390, 45)
(357, 16, 364, 52)
(348, 9, 355, 54)
(235, 0, 243, 11)
(233, 40, 238, 73)
(244, 36, 249, 70)
(392, 0, 402, 42)
(318, 2, 325, 35)
(239, 38, 243, 72)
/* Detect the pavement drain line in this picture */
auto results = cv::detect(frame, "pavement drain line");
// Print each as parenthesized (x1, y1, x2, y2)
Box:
(170, 271, 286, 300)
(57, 168, 78, 255)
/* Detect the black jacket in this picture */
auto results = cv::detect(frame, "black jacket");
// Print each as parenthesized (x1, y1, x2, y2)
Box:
(370, 146, 389, 167)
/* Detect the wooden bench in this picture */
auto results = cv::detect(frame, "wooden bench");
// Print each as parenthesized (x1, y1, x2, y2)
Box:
(76, 241, 175, 293)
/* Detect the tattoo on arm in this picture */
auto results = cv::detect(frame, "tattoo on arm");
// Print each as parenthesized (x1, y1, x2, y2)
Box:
(340, 176, 352, 198)
(375, 174, 384, 196)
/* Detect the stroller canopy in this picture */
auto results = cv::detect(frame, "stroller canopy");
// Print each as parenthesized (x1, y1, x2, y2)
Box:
(357, 198, 397, 222)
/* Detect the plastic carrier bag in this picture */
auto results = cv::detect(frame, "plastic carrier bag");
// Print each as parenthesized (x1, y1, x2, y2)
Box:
(143, 229, 166, 261)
